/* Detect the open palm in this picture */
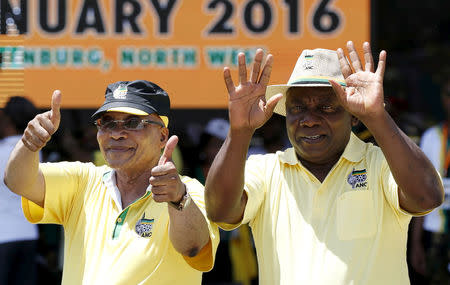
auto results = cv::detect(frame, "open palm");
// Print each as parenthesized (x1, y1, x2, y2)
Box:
(224, 49, 282, 131)
(330, 41, 387, 120)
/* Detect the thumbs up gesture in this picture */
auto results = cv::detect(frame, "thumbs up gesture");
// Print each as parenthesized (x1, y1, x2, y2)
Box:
(22, 90, 62, 152)
(150, 135, 187, 204)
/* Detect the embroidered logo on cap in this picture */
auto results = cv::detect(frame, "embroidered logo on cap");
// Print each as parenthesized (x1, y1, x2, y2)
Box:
(347, 168, 367, 189)
(113, 84, 128, 99)
(135, 213, 154, 238)
(303, 54, 314, 70)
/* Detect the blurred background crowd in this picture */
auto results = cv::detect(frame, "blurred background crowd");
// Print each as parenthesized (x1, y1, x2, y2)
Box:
(1, 0, 449, 284)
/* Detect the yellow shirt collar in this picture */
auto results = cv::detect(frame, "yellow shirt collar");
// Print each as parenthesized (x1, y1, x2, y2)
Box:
(278, 132, 366, 165)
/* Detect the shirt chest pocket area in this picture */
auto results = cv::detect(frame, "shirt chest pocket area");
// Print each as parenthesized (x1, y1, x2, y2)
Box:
(336, 190, 376, 240)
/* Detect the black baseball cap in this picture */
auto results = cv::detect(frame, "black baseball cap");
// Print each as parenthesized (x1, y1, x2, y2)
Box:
(92, 80, 170, 126)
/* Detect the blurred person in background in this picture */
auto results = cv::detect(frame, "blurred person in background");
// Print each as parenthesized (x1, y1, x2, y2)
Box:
(410, 78, 450, 284)
(199, 118, 258, 285)
(3, 80, 219, 284)
(0, 96, 39, 285)
(195, 118, 230, 185)
(248, 113, 290, 156)
(60, 124, 102, 164)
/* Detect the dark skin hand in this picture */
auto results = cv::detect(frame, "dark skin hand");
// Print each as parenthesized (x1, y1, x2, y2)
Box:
(330, 41, 443, 213)
(205, 49, 282, 223)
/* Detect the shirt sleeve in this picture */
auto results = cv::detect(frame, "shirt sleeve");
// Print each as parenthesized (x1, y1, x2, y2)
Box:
(22, 161, 90, 225)
(218, 154, 267, 231)
(180, 176, 220, 272)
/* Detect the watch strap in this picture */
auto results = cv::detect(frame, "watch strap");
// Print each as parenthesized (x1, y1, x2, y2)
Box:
(168, 191, 191, 211)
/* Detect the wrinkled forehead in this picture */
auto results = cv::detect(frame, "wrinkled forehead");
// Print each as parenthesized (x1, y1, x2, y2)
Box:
(286, 86, 337, 104)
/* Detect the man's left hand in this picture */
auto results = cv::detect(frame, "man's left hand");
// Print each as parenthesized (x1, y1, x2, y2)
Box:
(149, 135, 186, 204)
(330, 41, 387, 122)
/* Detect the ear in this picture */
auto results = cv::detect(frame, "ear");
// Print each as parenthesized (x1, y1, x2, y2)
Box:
(351, 115, 359, 127)
(159, 127, 169, 149)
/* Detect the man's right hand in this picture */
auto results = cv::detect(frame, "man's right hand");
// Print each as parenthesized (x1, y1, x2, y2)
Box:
(22, 90, 61, 152)
(223, 49, 282, 132)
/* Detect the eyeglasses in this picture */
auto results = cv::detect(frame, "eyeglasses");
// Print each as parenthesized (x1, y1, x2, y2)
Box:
(95, 117, 165, 131)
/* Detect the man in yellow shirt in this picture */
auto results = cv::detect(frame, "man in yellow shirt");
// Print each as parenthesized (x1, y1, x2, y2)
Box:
(4, 80, 219, 284)
(205, 42, 444, 284)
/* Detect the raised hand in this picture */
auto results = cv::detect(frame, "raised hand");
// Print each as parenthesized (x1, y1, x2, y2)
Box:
(224, 49, 282, 132)
(150, 135, 186, 203)
(21, 90, 62, 152)
(329, 41, 386, 121)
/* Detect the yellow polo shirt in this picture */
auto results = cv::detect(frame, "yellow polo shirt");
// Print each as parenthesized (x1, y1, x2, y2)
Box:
(221, 133, 416, 285)
(22, 162, 219, 285)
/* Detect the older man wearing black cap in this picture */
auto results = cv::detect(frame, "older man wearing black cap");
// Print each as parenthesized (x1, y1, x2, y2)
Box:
(4, 80, 219, 284)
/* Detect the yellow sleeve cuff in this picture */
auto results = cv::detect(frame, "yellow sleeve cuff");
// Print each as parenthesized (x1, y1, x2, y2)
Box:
(182, 238, 213, 272)
(21, 197, 45, 223)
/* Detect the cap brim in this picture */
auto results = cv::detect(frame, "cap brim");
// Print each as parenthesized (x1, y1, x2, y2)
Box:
(265, 82, 342, 116)
(107, 106, 149, 115)
(92, 101, 157, 120)
(92, 102, 170, 127)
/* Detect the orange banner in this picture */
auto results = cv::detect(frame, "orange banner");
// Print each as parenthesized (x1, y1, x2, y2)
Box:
(1, 0, 370, 108)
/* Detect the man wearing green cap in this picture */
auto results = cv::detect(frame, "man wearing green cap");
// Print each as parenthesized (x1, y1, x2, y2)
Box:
(205, 42, 444, 284)
(4, 80, 219, 284)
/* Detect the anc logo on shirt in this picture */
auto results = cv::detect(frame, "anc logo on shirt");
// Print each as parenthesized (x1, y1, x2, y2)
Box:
(347, 168, 367, 189)
(135, 213, 154, 238)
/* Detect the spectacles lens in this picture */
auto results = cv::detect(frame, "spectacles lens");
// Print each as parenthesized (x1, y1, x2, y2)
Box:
(124, 118, 142, 130)
(103, 121, 117, 130)
(96, 118, 116, 130)
(96, 117, 146, 131)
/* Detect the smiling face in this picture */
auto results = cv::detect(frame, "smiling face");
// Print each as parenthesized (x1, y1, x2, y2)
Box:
(96, 112, 168, 173)
(285, 87, 356, 166)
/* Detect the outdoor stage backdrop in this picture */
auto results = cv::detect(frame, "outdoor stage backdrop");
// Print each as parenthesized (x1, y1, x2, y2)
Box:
(0, 0, 370, 108)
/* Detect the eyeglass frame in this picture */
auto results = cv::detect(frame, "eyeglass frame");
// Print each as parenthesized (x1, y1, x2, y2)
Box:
(94, 117, 165, 131)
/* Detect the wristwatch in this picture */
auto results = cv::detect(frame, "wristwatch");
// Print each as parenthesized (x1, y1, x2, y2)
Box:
(168, 191, 191, 211)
